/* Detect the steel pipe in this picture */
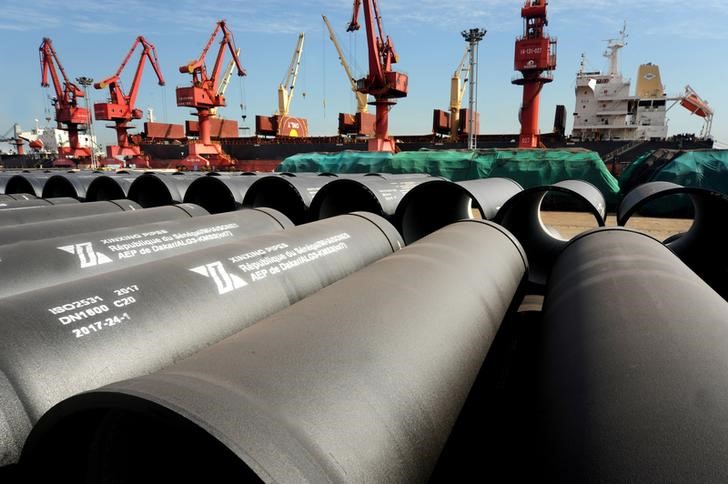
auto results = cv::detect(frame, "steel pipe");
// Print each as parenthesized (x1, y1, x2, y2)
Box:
(0, 213, 402, 466)
(0, 199, 140, 227)
(0, 204, 207, 246)
(242, 175, 336, 225)
(128, 173, 196, 207)
(20, 220, 526, 482)
(183, 176, 258, 214)
(0, 194, 37, 201)
(4, 174, 53, 197)
(394, 178, 523, 244)
(308, 176, 439, 223)
(85, 174, 140, 201)
(0, 197, 79, 210)
(0, 208, 293, 298)
(535, 227, 728, 481)
(41, 174, 99, 200)
(618, 181, 728, 295)
(493, 179, 606, 288)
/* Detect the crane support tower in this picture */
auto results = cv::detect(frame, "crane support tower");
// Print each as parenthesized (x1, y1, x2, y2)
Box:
(94, 36, 165, 165)
(512, 0, 557, 148)
(176, 20, 245, 169)
(347, 0, 408, 152)
(39, 38, 92, 164)
(322, 14, 375, 137)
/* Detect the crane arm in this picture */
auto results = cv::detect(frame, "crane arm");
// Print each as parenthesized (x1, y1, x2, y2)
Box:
(322, 15, 368, 113)
(209, 21, 245, 90)
(217, 48, 241, 97)
(277, 33, 305, 116)
(39, 38, 83, 104)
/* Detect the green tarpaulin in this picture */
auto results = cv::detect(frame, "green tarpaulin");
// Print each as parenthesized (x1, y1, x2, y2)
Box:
(279, 148, 621, 205)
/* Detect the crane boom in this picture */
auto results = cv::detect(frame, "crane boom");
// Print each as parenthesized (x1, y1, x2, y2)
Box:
(346, 0, 407, 151)
(450, 45, 471, 137)
(277, 33, 305, 117)
(93, 36, 165, 160)
(38, 37, 91, 161)
(322, 15, 368, 113)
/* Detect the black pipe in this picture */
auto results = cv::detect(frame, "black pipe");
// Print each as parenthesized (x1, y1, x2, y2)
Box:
(534, 227, 728, 481)
(394, 178, 523, 244)
(493, 179, 606, 289)
(0, 193, 37, 201)
(0, 197, 79, 210)
(0, 208, 293, 299)
(308, 176, 439, 223)
(20, 219, 525, 481)
(0, 203, 207, 246)
(242, 175, 336, 224)
(617, 181, 728, 295)
(128, 173, 196, 207)
(41, 174, 99, 200)
(0, 213, 401, 467)
(0, 199, 140, 227)
(4, 174, 53, 197)
(85, 174, 140, 201)
(183, 175, 258, 214)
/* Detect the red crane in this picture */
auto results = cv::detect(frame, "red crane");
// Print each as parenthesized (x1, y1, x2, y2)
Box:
(512, 0, 557, 148)
(176, 20, 245, 169)
(94, 36, 165, 165)
(39, 37, 92, 162)
(347, 0, 407, 152)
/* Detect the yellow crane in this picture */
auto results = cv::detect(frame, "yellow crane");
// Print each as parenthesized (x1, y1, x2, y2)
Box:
(211, 48, 241, 117)
(277, 33, 305, 116)
(450, 45, 471, 137)
(322, 14, 368, 113)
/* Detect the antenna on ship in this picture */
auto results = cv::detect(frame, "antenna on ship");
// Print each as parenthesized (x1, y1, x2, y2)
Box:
(604, 22, 627, 77)
(578, 53, 586, 74)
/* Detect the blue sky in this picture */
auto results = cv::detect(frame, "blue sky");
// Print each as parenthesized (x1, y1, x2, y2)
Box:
(1, 0, 726, 148)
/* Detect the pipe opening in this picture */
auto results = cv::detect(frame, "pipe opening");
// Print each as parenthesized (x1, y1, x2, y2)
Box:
(86, 177, 127, 201)
(184, 177, 237, 214)
(623, 193, 695, 243)
(243, 177, 306, 225)
(128, 176, 174, 208)
(42, 176, 77, 199)
(539, 191, 602, 241)
(5, 176, 36, 195)
(310, 179, 384, 221)
(397, 181, 473, 244)
(23, 405, 260, 483)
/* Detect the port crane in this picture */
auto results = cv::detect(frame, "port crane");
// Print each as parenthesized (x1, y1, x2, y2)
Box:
(0, 124, 25, 155)
(94, 36, 165, 163)
(512, 0, 557, 148)
(322, 14, 374, 136)
(176, 20, 245, 168)
(433, 46, 473, 138)
(347, 0, 408, 152)
(211, 48, 241, 117)
(255, 33, 309, 137)
(39, 37, 92, 162)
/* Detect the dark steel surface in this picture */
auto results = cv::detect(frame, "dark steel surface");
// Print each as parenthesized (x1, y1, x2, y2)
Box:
(183, 175, 259, 214)
(0, 208, 292, 298)
(308, 176, 435, 223)
(617, 181, 728, 295)
(128, 173, 196, 207)
(537, 227, 728, 481)
(0, 203, 207, 246)
(0, 194, 37, 201)
(242, 175, 336, 225)
(394, 178, 523, 244)
(0, 197, 79, 210)
(4, 174, 53, 197)
(2, 213, 402, 466)
(85, 175, 139, 201)
(493, 179, 606, 288)
(41, 174, 99, 200)
(0, 199, 140, 227)
(21, 220, 525, 482)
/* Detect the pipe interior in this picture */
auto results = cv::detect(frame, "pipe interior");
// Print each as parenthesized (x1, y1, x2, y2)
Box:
(128, 176, 174, 208)
(86, 177, 127, 201)
(398, 182, 472, 244)
(244, 177, 306, 225)
(623, 193, 695, 242)
(5, 177, 36, 195)
(184, 178, 237, 214)
(312, 180, 383, 220)
(42, 177, 77, 199)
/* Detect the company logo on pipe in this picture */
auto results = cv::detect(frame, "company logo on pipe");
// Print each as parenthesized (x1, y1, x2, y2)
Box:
(58, 243, 114, 269)
(189, 261, 248, 295)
